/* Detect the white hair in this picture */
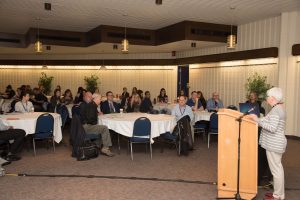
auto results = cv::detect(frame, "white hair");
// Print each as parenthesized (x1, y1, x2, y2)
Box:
(267, 87, 283, 102)
(92, 93, 101, 100)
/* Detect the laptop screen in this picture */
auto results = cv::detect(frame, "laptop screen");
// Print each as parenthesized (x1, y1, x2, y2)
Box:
(239, 103, 260, 117)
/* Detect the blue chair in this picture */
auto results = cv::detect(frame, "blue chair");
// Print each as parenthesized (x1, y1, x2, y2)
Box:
(194, 120, 208, 142)
(32, 113, 55, 156)
(128, 117, 151, 160)
(72, 105, 80, 117)
(208, 113, 218, 148)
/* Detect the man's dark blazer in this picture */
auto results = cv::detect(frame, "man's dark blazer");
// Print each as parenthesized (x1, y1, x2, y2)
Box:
(100, 100, 120, 114)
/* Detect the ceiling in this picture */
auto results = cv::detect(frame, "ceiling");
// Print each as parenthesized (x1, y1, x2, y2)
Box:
(0, 0, 299, 54)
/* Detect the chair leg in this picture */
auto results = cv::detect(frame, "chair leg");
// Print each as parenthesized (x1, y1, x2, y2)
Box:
(52, 137, 55, 153)
(33, 138, 36, 156)
(117, 134, 120, 154)
(149, 142, 152, 159)
(130, 142, 133, 160)
(145, 143, 148, 153)
(208, 133, 210, 149)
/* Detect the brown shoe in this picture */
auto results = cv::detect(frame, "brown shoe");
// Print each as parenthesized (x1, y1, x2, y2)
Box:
(101, 147, 114, 157)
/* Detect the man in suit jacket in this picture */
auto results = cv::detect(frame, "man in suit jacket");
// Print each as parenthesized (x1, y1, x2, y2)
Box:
(100, 91, 120, 114)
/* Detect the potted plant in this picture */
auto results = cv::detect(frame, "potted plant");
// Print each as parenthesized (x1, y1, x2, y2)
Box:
(84, 74, 100, 93)
(38, 72, 54, 95)
(245, 72, 272, 101)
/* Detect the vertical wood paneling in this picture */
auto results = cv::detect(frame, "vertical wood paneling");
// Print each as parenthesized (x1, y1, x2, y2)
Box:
(294, 62, 300, 137)
(189, 64, 278, 110)
(0, 67, 177, 102)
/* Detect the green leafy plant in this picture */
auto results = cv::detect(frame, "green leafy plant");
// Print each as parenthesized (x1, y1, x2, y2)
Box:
(245, 72, 272, 101)
(84, 74, 100, 93)
(38, 72, 54, 95)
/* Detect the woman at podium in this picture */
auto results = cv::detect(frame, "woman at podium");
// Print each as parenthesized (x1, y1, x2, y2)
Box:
(249, 87, 287, 200)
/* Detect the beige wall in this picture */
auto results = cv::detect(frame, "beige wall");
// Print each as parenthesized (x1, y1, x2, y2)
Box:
(189, 60, 278, 111)
(0, 66, 177, 102)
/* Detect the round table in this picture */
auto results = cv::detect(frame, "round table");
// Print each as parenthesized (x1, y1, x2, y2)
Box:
(98, 113, 176, 141)
(193, 111, 212, 122)
(0, 112, 62, 143)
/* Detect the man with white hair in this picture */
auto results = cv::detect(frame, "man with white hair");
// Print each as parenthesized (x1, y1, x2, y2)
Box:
(250, 87, 286, 200)
(206, 92, 224, 112)
(79, 92, 114, 157)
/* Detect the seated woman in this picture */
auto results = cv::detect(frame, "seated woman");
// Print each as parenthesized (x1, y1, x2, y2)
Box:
(74, 87, 86, 104)
(126, 94, 141, 113)
(246, 91, 263, 115)
(197, 91, 207, 110)
(49, 89, 63, 112)
(157, 88, 168, 103)
(14, 91, 34, 113)
(62, 89, 73, 105)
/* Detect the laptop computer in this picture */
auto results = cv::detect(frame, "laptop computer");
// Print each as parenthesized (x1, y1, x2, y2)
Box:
(239, 103, 260, 117)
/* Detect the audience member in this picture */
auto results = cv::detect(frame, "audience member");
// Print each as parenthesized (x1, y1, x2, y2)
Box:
(101, 91, 120, 114)
(157, 88, 168, 103)
(120, 87, 129, 109)
(1, 85, 15, 99)
(197, 91, 207, 110)
(206, 92, 224, 112)
(79, 92, 114, 157)
(249, 87, 287, 200)
(15, 91, 34, 113)
(246, 91, 264, 115)
(137, 89, 144, 100)
(74, 87, 86, 104)
(56, 85, 61, 92)
(140, 91, 153, 113)
(62, 89, 73, 105)
(49, 89, 63, 112)
(0, 119, 26, 162)
(31, 88, 48, 111)
(186, 91, 204, 111)
(126, 94, 141, 113)
(172, 95, 194, 122)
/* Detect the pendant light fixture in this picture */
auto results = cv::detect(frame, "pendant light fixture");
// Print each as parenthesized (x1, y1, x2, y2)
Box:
(227, 6, 236, 49)
(35, 18, 43, 53)
(121, 14, 129, 53)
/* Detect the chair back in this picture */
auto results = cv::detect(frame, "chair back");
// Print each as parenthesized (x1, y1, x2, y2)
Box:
(72, 105, 80, 117)
(35, 113, 54, 138)
(227, 105, 238, 110)
(209, 113, 218, 133)
(133, 117, 151, 138)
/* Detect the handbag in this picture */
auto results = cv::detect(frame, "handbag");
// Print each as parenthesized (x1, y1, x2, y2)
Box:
(76, 141, 99, 161)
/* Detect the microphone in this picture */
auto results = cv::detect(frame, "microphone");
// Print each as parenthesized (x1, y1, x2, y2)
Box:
(236, 106, 256, 121)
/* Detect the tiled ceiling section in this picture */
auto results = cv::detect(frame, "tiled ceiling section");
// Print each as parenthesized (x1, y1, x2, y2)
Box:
(0, 0, 299, 34)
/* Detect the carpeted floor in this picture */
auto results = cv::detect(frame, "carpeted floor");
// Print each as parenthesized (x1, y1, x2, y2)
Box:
(0, 129, 299, 200)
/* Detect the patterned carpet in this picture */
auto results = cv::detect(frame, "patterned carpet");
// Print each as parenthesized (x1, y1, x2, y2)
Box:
(0, 130, 299, 200)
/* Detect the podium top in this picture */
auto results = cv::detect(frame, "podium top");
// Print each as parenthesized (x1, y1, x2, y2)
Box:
(217, 109, 257, 125)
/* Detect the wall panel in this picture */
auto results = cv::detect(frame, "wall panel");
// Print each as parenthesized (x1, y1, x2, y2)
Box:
(189, 63, 278, 110)
(0, 66, 177, 102)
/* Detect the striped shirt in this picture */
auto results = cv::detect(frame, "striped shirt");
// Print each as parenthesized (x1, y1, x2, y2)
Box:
(257, 104, 287, 154)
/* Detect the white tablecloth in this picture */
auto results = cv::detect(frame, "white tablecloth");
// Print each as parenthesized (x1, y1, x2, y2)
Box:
(98, 113, 176, 140)
(0, 112, 62, 143)
(194, 111, 212, 122)
(153, 103, 176, 114)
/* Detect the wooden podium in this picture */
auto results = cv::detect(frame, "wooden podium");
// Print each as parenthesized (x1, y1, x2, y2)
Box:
(217, 109, 258, 200)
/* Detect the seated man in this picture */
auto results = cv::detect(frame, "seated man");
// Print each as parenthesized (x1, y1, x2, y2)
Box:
(140, 91, 153, 113)
(186, 91, 204, 111)
(171, 95, 195, 143)
(0, 119, 26, 162)
(31, 88, 48, 112)
(172, 95, 194, 122)
(79, 92, 114, 157)
(206, 92, 224, 112)
(100, 91, 120, 114)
